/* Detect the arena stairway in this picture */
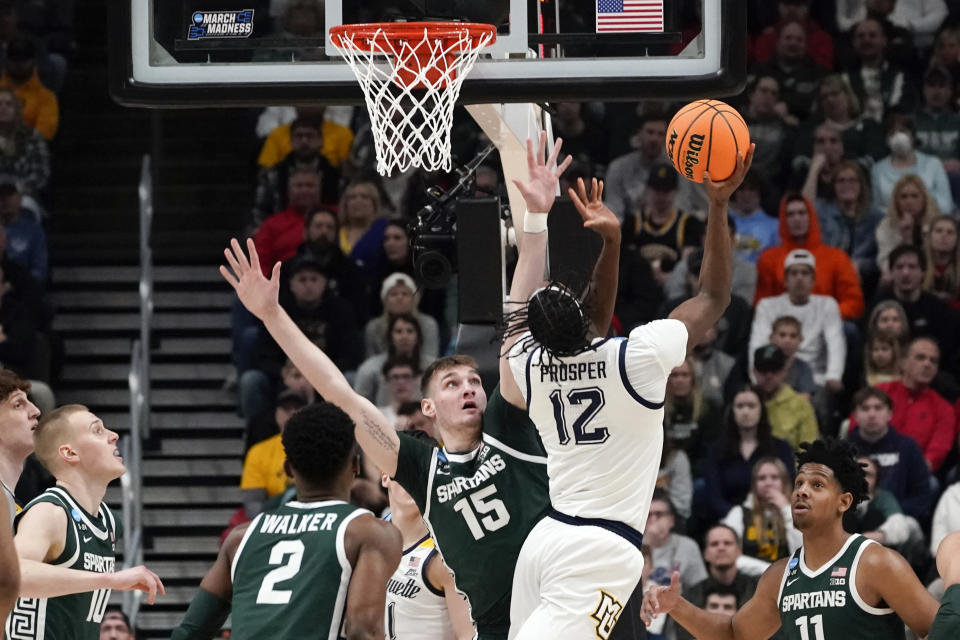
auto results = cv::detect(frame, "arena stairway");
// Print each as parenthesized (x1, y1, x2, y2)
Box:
(42, 1, 261, 633)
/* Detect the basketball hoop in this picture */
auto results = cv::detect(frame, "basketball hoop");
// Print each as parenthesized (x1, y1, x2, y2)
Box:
(330, 22, 496, 176)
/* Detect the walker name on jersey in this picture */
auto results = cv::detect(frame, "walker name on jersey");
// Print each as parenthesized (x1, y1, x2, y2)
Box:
(538, 360, 608, 383)
(386, 577, 422, 599)
(258, 512, 339, 535)
(436, 454, 506, 503)
(188, 10, 254, 39)
(83, 552, 115, 573)
(780, 589, 846, 612)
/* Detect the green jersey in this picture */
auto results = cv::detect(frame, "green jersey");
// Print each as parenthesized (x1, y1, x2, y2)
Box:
(5, 487, 120, 640)
(230, 499, 370, 640)
(777, 534, 904, 640)
(929, 584, 960, 640)
(393, 386, 550, 639)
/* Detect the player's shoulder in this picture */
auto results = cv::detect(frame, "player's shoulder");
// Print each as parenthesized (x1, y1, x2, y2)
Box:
(627, 318, 688, 342)
(346, 512, 402, 556)
(755, 556, 792, 597)
(856, 537, 907, 574)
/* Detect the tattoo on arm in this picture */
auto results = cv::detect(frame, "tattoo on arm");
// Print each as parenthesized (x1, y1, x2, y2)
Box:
(360, 411, 399, 454)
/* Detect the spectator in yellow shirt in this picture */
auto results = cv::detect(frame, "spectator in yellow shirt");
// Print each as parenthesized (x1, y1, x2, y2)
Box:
(239, 388, 309, 518)
(0, 37, 57, 140)
(258, 106, 354, 169)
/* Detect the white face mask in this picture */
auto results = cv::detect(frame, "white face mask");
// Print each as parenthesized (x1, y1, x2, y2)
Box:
(887, 131, 913, 156)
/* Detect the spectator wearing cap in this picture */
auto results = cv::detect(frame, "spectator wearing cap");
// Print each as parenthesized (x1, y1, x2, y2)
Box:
(364, 272, 440, 359)
(748, 19, 828, 123)
(752, 344, 819, 450)
(0, 36, 56, 140)
(253, 167, 323, 274)
(239, 387, 308, 518)
(622, 162, 704, 265)
(846, 386, 934, 520)
(841, 17, 915, 124)
(99, 607, 134, 640)
(280, 206, 369, 323)
(661, 245, 753, 358)
(855, 336, 957, 473)
(240, 255, 362, 418)
(0, 176, 45, 283)
(755, 193, 864, 321)
(751, 0, 834, 70)
(604, 112, 707, 221)
(872, 245, 959, 374)
(750, 250, 845, 392)
(252, 117, 340, 227)
(728, 170, 779, 265)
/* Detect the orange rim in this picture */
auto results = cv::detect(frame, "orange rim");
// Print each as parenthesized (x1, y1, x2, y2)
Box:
(330, 22, 497, 50)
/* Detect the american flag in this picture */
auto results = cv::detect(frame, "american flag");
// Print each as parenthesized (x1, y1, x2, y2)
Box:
(831, 566, 847, 577)
(596, 0, 664, 33)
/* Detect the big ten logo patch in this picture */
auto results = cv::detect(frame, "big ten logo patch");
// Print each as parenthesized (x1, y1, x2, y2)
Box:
(591, 590, 623, 639)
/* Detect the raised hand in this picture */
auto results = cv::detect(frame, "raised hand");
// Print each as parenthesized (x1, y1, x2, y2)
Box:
(511, 131, 573, 214)
(640, 571, 681, 626)
(109, 565, 166, 605)
(220, 238, 282, 321)
(569, 177, 620, 244)
(703, 143, 756, 205)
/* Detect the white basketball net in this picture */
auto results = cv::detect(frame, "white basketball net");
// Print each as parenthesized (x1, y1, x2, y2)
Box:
(332, 25, 494, 176)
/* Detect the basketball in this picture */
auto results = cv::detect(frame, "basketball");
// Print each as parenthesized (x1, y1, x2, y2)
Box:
(665, 99, 751, 184)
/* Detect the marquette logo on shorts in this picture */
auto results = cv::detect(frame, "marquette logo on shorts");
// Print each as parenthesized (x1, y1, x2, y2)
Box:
(592, 590, 623, 640)
(188, 10, 254, 39)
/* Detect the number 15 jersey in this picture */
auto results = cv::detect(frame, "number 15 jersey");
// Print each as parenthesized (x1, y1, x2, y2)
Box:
(508, 319, 688, 533)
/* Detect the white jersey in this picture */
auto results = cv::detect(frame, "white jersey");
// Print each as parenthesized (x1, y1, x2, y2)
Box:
(509, 319, 687, 533)
(385, 536, 456, 640)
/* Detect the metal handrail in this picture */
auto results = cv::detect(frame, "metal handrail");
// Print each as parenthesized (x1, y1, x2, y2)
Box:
(121, 155, 154, 627)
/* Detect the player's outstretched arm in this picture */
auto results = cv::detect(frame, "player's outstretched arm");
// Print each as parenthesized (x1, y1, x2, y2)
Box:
(861, 542, 940, 636)
(500, 133, 572, 407)
(0, 495, 19, 620)
(669, 145, 754, 350)
(568, 177, 620, 336)
(425, 552, 476, 640)
(221, 238, 400, 476)
(642, 561, 782, 640)
(15, 503, 165, 601)
(171, 525, 241, 640)
(343, 515, 402, 640)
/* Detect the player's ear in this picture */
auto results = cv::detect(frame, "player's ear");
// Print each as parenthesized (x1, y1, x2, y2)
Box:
(58, 443, 78, 465)
(282, 458, 294, 480)
(837, 490, 853, 514)
(421, 397, 436, 419)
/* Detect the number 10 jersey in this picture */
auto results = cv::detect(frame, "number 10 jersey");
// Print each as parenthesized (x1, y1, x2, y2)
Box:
(229, 500, 370, 640)
(508, 319, 688, 533)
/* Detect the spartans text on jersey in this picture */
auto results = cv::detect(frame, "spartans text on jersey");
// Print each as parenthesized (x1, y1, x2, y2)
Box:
(436, 453, 506, 503)
(781, 589, 847, 612)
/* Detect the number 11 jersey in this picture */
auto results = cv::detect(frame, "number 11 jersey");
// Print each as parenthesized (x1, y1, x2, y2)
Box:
(230, 500, 371, 640)
(508, 319, 688, 533)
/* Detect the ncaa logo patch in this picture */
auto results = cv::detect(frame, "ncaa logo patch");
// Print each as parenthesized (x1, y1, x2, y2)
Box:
(788, 557, 799, 569)
(188, 9, 255, 40)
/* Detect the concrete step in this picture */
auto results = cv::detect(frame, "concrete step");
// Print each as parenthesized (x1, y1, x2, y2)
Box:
(154, 438, 244, 457)
(56, 388, 235, 410)
(144, 508, 237, 528)
(61, 362, 233, 383)
(54, 312, 230, 333)
(106, 486, 242, 506)
(98, 412, 244, 432)
(149, 536, 222, 556)
(52, 290, 233, 310)
(51, 265, 225, 285)
(141, 458, 242, 478)
(143, 559, 214, 580)
(136, 610, 220, 633)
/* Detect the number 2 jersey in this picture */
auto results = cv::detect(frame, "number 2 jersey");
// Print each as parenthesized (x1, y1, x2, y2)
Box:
(229, 500, 371, 640)
(5, 487, 120, 640)
(508, 319, 688, 533)
(392, 386, 551, 639)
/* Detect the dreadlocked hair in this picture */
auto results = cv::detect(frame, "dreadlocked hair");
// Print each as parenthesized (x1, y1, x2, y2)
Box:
(498, 281, 592, 359)
(796, 438, 869, 507)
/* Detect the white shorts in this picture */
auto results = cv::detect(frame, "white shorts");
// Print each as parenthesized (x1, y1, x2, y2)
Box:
(509, 511, 645, 640)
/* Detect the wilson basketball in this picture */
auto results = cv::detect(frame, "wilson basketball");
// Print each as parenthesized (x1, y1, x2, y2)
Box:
(665, 100, 751, 183)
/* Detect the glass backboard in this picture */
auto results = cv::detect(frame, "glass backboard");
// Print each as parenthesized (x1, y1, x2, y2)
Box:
(110, 0, 745, 107)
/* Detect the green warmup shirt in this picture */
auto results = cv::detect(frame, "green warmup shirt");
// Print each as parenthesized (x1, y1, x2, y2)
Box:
(777, 534, 905, 640)
(393, 385, 551, 639)
(229, 499, 370, 640)
(929, 583, 960, 640)
(5, 487, 120, 640)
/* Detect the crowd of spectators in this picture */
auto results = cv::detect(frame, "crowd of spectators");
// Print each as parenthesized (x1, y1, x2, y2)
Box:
(228, 1, 960, 637)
